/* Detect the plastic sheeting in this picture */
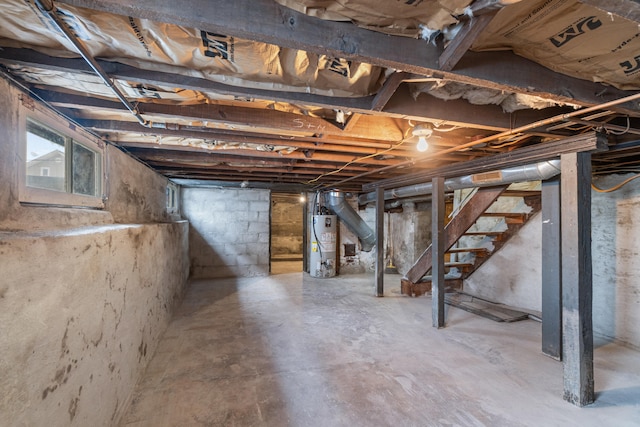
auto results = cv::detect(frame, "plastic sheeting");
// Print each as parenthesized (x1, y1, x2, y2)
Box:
(0, 0, 384, 97)
(472, 0, 640, 90)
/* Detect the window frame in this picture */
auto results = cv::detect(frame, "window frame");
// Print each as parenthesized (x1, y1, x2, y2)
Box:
(19, 103, 106, 209)
(166, 181, 179, 214)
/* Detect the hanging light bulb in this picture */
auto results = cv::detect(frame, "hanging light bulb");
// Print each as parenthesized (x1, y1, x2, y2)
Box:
(412, 124, 433, 152)
(416, 136, 428, 152)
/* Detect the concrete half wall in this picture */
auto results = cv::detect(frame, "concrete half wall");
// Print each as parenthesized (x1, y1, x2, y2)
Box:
(0, 77, 190, 426)
(0, 223, 189, 425)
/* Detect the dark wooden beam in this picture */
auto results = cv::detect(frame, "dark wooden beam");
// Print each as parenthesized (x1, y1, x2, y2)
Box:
(37, 88, 406, 142)
(542, 176, 562, 360)
(5, 48, 622, 133)
(579, 0, 640, 22)
(431, 176, 445, 328)
(375, 187, 384, 297)
(362, 132, 608, 192)
(57, 0, 640, 112)
(451, 51, 639, 114)
(561, 151, 594, 406)
(383, 85, 575, 132)
(118, 143, 401, 165)
(0, 48, 373, 112)
(371, 72, 408, 112)
(439, 12, 497, 72)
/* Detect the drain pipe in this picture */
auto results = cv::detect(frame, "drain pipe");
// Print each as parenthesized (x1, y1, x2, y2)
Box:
(326, 191, 376, 252)
(35, 0, 162, 129)
(359, 159, 561, 204)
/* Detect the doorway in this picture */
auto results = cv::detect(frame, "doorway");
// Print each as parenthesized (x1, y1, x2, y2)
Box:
(270, 193, 304, 274)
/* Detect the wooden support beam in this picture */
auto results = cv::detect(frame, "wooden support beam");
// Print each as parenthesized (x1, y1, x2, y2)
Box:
(371, 72, 408, 112)
(383, 86, 577, 132)
(431, 176, 445, 328)
(0, 48, 374, 112)
(542, 176, 562, 360)
(439, 12, 497, 72)
(362, 132, 607, 192)
(578, 0, 640, 23)
(561, 152, 594, 406)
(55, 0, 640, 113)
(341, 113, 362, 133)
(375, 186, 384, 297)
(404, 185, 507, 284)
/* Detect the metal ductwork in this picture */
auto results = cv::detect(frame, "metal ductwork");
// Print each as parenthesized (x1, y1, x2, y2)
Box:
(358, 160, 561, 205)
(326, 191, 376, 252)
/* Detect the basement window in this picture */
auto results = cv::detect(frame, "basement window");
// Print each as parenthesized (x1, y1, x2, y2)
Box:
(166, 182, 179, 214)
(21, 112, 104, 208)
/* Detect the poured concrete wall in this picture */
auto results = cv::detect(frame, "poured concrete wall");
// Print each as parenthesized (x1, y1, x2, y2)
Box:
(0, 78, 190, 426)
(336, 196, 376, 274)
(463, 175, 640, 349)
(591, 174, 640, 349)
(463, 213, 542, 312)
(0, 223, 189, 426)
(183, 187, 270, 278)
(390, 203, 432, 276)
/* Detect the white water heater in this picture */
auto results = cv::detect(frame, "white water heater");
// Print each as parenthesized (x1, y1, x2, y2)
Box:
(309, 214, 337, 278)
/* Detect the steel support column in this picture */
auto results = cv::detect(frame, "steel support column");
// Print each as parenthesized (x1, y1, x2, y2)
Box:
(542, 177, 562, 359)
(432, 177, 445, 328)
(375, 186, 384, 297)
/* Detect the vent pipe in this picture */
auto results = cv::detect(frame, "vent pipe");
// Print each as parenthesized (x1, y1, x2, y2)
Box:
(358, 159, 561, 205)
(326, 191, 376, 252)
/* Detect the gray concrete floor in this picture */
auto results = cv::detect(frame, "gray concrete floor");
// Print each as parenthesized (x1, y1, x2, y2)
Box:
(120, 273, 640, 426)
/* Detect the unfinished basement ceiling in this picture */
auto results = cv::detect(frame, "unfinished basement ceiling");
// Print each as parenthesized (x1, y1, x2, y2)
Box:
(1, 0, 639, 192)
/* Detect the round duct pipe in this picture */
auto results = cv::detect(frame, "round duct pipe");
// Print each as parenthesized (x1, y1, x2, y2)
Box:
(358, 160, 561, 205)
(326, 191, 376, 252)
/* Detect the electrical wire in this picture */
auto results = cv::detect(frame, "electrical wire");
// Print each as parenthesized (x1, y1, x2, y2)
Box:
(305, 128, 411, 185)
(591, 173, 640, 193)
(606, 116, 630, 136)
(311, 191, 323, 267)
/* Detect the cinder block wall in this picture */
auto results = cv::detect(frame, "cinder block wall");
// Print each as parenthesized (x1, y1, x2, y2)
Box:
(0, 78, 190, 426)
(183, 187, 271, 278)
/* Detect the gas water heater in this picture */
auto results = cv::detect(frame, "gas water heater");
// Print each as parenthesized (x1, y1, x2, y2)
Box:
(309, 214, 337, 278)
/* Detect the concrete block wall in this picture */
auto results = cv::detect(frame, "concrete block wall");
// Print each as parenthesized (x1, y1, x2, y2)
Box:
(183, 187, 271, 278)
(0, 77, 190, 426)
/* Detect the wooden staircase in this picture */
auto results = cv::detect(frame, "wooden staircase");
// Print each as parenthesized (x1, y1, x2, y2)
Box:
(401, 185, 541, 297)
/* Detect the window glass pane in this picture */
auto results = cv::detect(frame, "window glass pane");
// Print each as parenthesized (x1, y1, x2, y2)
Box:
(26, 120, 66, 192)
(72, 142, 98, 196)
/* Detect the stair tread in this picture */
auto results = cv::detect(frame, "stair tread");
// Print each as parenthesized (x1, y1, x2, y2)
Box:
(463, 231, 505, 236)
(446, 247, 489, 254)
(445, 262, 475, 267)
(481, 212, 528, 217)
(500, 190, 542, 197)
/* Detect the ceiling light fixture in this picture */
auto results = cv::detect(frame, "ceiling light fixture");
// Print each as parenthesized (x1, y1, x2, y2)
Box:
(412, 124, 433, 152)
